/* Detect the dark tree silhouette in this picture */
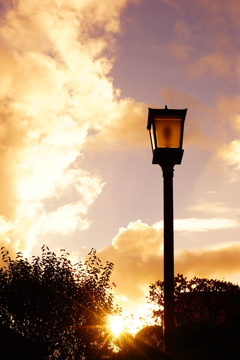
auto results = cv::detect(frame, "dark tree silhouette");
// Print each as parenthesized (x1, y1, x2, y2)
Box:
(148, 274, 240, 327)
(0, 246, 119, 360)
(135, 325, 163, 349)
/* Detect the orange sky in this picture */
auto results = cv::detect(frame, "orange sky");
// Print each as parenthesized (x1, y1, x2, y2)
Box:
(1, 0, 240, 317)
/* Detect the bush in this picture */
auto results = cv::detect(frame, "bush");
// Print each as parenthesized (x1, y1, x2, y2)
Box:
(0, 246, 118, 359)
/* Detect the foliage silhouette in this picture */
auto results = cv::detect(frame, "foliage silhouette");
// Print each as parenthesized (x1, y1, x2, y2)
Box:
(0, 246, 119, 360)
(148, 274, 240, 327)
(135, 325, 163, 349)
(146, 274, 240, 358)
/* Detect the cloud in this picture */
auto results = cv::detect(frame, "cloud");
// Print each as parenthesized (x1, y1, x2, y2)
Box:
(39, 203, 91, 235)
(97, 220, 163, 315)
(85, 99, 148, 151)
(216, 95, 240, 130)
(0, 0, 145, 256)
(166, 20, 193, 59)
(188, 52, 230, 78)
(216, 141, 240, 181)
(209, 95, 240, 180)
(189, 199, 240, 216)
(158, 0, 240, 83)
(0, 217, 13, 235)
(2, 0, 239, 259)
(96, 220, 240, 316)
(155, 0, 240, 181)
(175, 243, 240, 279)
(167, 42, 193, 60)
(155, 218, 239, 232)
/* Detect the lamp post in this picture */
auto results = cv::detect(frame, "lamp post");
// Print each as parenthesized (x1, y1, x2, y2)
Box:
(147, 105, 187, 350)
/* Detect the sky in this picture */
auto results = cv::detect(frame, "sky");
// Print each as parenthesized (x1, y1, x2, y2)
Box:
(1, 0, 240, 318)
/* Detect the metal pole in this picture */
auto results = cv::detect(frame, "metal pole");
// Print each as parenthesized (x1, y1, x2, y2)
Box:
(162, 163, 175, 350)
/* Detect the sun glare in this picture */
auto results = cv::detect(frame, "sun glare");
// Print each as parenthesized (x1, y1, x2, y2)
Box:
(109, 315, 148, 337)
(109, 316, 125, 337)
(109, 304, 159, 338)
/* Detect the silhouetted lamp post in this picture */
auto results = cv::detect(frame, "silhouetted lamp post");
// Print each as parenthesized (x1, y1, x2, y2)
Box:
(147, 105, 187, 350)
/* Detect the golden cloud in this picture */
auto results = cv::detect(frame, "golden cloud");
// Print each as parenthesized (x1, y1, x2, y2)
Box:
(155, 218, 239, 232)
(175, 243, 240, 279)
(97, 220, 240, 317)
(0, 0, 144, 257)
(97, 220, 163, 315)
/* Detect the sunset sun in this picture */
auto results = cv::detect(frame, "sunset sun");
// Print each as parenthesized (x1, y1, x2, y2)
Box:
(109, 316, 125, 337)
(108, 314, 150, 337)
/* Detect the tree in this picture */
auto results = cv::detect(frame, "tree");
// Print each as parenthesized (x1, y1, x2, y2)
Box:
(134, 325, 163, 349)
(0, 246, 119, 360)
(148, 274, 240, 327)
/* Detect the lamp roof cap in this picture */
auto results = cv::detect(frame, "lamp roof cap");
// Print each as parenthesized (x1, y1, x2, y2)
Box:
(147, 106, 187, 130)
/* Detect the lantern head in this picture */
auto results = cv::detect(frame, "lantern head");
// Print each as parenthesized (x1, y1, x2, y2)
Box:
(147, 106, 187, 167)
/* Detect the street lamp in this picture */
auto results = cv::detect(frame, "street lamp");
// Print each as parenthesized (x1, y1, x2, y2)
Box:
(147, 105, 187, 350)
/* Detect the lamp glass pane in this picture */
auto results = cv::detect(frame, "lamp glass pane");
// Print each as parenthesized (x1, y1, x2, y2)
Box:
(150, 127, 156, 150)
(155, 118, 181, 148)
